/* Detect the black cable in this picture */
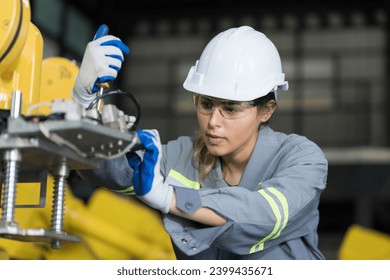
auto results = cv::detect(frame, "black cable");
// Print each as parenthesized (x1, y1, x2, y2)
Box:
(86, 89, 141, 131)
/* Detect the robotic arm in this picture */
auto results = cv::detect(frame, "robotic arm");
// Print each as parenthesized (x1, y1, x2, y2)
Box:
(0, 0, 142, 252)
(0, 0, 43, 115)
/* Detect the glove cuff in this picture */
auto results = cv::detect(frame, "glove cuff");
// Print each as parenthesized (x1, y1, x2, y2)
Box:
(138, 184, 174, 214)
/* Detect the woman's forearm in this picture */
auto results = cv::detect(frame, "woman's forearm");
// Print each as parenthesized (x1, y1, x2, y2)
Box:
(169, 191, 227, 226)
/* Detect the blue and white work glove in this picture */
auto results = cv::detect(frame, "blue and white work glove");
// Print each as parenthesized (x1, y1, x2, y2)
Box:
(128, 130, 174, 214)
(72, 24, 130, 108)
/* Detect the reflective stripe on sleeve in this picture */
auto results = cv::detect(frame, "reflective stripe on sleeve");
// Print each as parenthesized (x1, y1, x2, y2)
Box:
(113, 186, 135, 196)
(268, 187, 289, 239)
(249, 187, 289, 254)
(167, 169, 200, 190)
(114, 169, 200, 196)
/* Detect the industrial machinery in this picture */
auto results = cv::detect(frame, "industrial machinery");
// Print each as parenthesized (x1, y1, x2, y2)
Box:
(0, 0, 175, 259)
(338, 224, 390, 260)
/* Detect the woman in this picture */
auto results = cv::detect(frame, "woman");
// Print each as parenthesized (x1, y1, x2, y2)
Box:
(73, 25, 328, 259)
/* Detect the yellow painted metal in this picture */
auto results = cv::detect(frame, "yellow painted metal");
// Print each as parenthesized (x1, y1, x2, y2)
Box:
(338, 224, 390, 260)
(0, 0, 29, 71)
(46, 183, 176, 260)
(0, 248, 9, 260)
(40, 57, 79, 102)
(0, 176, 176, 260)
(0, 0, 43, 114)
(67, 187, 176, 260)
(35, 56, 79, 115)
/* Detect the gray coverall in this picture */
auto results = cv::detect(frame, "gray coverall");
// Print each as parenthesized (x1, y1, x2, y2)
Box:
(80, 125, 328, 260)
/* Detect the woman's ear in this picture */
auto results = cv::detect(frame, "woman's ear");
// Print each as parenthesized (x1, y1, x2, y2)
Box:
(259, 100, 277, 123)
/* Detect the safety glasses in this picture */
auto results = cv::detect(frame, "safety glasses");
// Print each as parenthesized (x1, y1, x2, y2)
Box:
(193, 94, 263, 120)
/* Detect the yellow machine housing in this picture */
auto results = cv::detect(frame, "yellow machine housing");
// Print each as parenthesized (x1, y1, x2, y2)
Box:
(0, 0, 43, 114)
(338, 224, 390, 260)
(0, 176, 175, 260)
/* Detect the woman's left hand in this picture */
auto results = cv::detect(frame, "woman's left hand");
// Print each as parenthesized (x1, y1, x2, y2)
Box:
(128, 129, 173, 213)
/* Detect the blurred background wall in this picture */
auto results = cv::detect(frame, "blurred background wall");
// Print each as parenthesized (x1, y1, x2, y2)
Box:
(30, 0, 390, 259)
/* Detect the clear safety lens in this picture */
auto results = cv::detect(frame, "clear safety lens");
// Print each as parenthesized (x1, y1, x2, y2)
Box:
(193, 95, 257, 119)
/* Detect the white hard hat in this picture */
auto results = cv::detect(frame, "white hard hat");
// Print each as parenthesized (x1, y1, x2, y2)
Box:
(183, 26, 288, 101)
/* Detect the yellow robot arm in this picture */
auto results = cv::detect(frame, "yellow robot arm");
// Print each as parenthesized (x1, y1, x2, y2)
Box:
(0, 0, 43, 114)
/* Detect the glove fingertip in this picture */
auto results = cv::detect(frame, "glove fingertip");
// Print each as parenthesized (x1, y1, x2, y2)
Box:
(92, 76, 114, 92)
(107, 54, 124, 62)
(109, 65, 120, 72)
(101, 75, 116, 82)
(101, 39, 130, 55)
(123, 45, 130, 55)
(91, 84, 100, 93)
(94, 24, 109, 40)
